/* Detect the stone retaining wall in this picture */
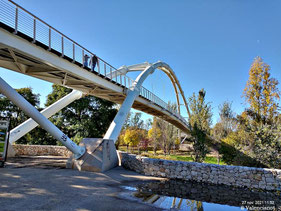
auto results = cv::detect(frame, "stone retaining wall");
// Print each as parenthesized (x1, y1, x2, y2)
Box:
(119, 152, 281, 191)
(13, 144, 71, 157)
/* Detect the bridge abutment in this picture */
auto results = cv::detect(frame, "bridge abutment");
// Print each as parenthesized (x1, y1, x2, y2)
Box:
(66, 138, 118, 172)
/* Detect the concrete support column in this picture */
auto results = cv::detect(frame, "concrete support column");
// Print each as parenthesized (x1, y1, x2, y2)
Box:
(103, 88, 140, 142)
(104, 63, 158, 142)
(0, 77, 85, 159)
(9, 90, 83, 144)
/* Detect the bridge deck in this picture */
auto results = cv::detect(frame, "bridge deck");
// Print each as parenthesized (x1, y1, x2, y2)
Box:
(0, 0, 189, 133)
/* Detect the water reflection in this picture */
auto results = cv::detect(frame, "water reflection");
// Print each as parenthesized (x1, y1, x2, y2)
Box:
(123, 180, 280, 211)
(134, 191, 232, 211)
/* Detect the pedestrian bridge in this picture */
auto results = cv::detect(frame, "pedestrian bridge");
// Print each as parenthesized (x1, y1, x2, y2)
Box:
(0, 0, 191, 161)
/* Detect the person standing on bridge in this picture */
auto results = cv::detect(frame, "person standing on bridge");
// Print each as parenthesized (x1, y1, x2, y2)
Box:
(90, 55, 99, 72)
(83, 54, 90, 67)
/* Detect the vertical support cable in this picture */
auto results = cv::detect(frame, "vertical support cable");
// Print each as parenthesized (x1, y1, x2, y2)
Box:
(14, 7, 18, 34)
(32, 18, 36, 43)
(61, 36, 64, 57)
(104, 63, 106, 76)
(48, 28, 51, 50)
(82, 49, 85, 67)
(72, 43, 75, 62)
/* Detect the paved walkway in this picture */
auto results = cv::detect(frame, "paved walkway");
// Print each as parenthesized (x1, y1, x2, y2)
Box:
(0, 156, 164, 211)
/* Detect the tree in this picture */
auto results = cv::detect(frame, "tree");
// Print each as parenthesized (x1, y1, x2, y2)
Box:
(123, 111, 132, 130)
(166, 122, 178, 155)
(243, 56, 280, 123)
(148, 117, 161, 155)
(251, 122, 281, 168)
(0, 87, 46, 144)
(124, 129, 140, 152)
(46, 85, 117, 144)
(188, 89, 212, 162)
(212, 101, 235, 159)
(220, 58, 281, 167)
(130, 112, 144, 129)
(137, 129, 150, 153)
(157, 103, 179, 155)
(218, 101, 235, 132)
(144, 118, 152, 131)
(0, 87, 40, 129)
(240, 57, 281, 167)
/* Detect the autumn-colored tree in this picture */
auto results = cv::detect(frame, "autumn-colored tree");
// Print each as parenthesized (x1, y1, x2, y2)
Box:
(243, 57, 280, 122)
(220, 57, 281, 168)
(116, 130, 125, 150)
(124, 129, 140, 152)
(148, 117, 161, 155)
(136, 129, 149, 153)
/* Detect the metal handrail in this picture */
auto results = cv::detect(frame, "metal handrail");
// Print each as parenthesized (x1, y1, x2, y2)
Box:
(7, 0, 115, 70)
(0, 0, 187, 125)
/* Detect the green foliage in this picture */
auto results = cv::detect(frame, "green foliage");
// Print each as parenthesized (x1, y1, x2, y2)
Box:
(0, 87, 48, 144)
(217, 58, 281, 168)
(0, 87, 40, 129)
(212, 122, 226, 141)
(212, 101, 235, 143)
(46, 85, 117, 144)
(251, 123, 281, 168)
(188, 89, 212, 162)
(237, 57, 281, 167)
(189, 89, 212, 133)
(144, 154, 226, 165)
(0, 85, 117, 145)
(130, 112, 144, 129)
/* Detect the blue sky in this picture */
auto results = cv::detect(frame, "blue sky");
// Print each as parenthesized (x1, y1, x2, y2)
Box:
(1, 0, 281, 124)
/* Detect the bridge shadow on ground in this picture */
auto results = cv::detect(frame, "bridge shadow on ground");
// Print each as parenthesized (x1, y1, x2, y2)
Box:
(1, 156, 163, 211)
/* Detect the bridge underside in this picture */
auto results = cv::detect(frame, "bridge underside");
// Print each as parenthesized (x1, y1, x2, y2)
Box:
(0, 28, 189, 133)
(0, 0, 191, 173)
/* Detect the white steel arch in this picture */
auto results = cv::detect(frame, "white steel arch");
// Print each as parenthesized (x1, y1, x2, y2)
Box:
(109, 62, 191, 119)
(104, 61, 190, 142)
(0, 0, 192, 157)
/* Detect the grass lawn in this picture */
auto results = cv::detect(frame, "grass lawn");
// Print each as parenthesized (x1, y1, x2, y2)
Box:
(145, 154, 226, 165)
(0, 142, 4, 153)
(118, 146, 227, 165)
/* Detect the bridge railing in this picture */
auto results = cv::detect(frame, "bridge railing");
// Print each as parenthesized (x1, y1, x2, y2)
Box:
(0, 0, 186, 124)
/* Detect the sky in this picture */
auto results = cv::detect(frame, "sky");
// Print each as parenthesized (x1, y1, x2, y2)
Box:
(1, 0, 281, 124)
